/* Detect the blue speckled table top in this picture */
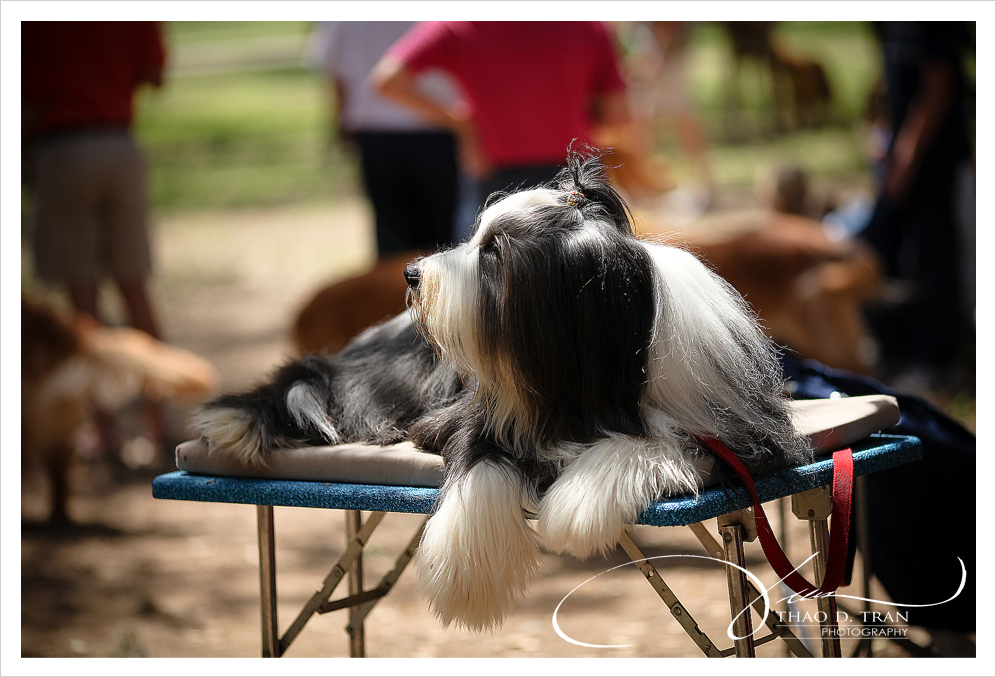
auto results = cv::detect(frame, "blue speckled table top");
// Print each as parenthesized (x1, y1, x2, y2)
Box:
(153, 433, 920, 527)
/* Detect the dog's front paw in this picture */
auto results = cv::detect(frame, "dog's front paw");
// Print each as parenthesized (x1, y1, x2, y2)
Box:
(538, 435, 685, 559)
(416, 462, 542, 632)
(537, 472, 633, 559)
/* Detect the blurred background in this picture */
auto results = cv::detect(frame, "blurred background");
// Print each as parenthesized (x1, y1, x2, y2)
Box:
(18, 20, 979, 660)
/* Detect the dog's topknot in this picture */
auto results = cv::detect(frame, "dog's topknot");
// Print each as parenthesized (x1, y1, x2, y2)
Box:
(552, 147, 634, 235)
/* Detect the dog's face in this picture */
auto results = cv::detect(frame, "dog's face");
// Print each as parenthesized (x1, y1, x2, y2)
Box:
(405, 188, 656, 449)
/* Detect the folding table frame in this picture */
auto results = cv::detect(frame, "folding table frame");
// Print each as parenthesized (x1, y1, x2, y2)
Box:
(153, 433, 921, 658)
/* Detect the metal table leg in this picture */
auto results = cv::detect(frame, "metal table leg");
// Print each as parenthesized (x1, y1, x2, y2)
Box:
(792, 485, 842, 658)
(717, 510, 758, 657)
(809, 518, 842, 657)
(345, 510, 365, 657)
(687, 522, 813, 658)
(257, 505, 279, 657)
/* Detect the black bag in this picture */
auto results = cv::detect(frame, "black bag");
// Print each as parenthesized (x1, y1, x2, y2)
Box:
(781, 354, 976, 632)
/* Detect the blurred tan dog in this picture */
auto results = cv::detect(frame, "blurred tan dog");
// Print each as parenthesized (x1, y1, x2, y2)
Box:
(22, 296, 219, 522)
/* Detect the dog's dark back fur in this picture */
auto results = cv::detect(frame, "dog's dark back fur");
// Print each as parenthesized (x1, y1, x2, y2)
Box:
(205, 314, 462, 453)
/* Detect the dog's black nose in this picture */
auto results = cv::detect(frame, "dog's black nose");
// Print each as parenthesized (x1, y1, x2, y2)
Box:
(404, 263, 421, 290)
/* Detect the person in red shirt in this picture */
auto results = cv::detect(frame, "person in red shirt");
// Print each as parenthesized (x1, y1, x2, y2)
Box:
(23, 21, 165, 334)
(23, 22, 164, 141)
(23, 21, 168, 454)
(373, 21, 631, 204)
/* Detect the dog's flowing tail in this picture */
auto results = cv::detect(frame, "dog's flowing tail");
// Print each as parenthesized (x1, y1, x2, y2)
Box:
(416, 461, 544, 632)
(192, 356, 341, 466)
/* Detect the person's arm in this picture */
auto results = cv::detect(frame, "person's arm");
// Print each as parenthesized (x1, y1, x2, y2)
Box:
(885, 59, 955, 203)
(373, 55, 464, 129)
(138, 22, 166, 89)
(372, 55, 489, 177)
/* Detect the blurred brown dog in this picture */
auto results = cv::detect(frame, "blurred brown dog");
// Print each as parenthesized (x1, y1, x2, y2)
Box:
(21, 296, 219, 522)
(291, 209, 880, 377)
(691, 212, 879, 374)
(291, 253, 416, 356)
(638, 208, 881, 375)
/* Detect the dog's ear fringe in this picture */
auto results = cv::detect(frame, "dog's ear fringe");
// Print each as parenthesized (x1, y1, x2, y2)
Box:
(553, 144, 634, 234)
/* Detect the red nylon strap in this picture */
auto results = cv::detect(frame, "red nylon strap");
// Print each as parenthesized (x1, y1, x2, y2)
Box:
(701, 438, 854, 596)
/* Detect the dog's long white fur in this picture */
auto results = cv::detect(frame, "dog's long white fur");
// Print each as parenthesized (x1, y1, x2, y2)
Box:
(538, 410, 703, 557)
(642, 242, 780, 433)
(417, 461, 544, 631)
(417, 247, 482, 380)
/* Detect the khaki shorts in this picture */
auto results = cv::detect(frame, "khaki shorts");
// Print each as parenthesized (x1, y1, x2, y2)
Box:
(30, 130, 152, 284)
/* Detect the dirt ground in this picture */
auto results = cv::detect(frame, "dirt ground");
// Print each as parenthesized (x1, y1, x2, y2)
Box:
(18, 197, 944, 662)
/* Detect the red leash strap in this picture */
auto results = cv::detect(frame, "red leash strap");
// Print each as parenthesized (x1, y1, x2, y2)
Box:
(701, 438, 854, 596)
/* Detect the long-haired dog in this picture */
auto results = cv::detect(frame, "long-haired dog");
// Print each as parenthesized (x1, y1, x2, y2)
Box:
(193, 153, 811, 631)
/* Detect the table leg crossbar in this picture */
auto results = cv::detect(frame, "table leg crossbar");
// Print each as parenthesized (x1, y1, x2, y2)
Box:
(620, 525, 815, 658)
(617, 530, 725, 657)
(258, 484, 855, 658)
(258, 508, 428, 657)
(621, 488, 848, 658)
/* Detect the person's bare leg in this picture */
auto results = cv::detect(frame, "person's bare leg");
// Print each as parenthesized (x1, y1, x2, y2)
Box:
(117, 277, 160, 339)
(67, 281, 101, 322)
(118, 277, 167, 456)
(67, 281, 124, 459)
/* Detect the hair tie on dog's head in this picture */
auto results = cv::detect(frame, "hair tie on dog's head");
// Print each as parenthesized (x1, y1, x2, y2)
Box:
(566, 190, 587, 208)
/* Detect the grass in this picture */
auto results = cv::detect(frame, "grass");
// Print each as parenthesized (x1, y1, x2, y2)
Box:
(138, 66, 356, 209)
(127, 21, 893, 213)
(135, 22, 358, 211)
(685, 22, 882, 125)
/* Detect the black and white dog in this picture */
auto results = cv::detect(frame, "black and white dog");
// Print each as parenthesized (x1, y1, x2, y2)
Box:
(193, 153, 811, 631)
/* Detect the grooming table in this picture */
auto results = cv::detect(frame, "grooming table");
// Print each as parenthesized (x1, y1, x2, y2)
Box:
(153, 397, 921, 658)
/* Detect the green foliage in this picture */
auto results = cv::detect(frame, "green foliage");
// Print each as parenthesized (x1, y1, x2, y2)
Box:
(136, 22, 357, 211)
(682, 22, 882, 135)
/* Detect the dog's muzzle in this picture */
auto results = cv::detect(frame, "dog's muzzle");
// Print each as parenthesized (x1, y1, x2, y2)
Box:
(404, 263, 421, 291)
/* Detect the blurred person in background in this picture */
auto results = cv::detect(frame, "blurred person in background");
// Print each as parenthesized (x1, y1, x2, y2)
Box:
(307, 21, 463, 253)
(835, 22, 976, 657)
(22, 21, 168, 455)
(373, 21, 632, 206)
(859, 21, 975, 395)
(616, 21, 714, 206)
